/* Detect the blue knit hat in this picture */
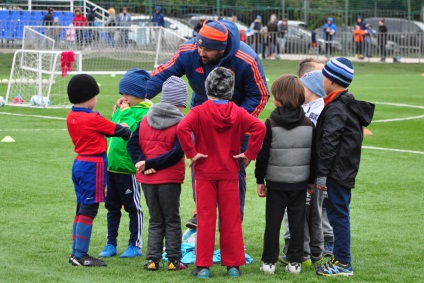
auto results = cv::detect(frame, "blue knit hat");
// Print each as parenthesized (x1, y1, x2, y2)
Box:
(322, 57, 354, 88)
(119, 68, 150, 98)
(197, 20, 228, 50)
(301, 70, 326, 98)
(161, 76, 188, 107)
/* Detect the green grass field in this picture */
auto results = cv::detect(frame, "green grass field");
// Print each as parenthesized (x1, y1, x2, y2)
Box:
(0, 53, 423, 282)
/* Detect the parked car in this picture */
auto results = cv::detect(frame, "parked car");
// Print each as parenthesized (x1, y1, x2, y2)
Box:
(333, 26, 400, 57)
(365, 17, 424, 53)
(182, 13, 251, 36)
(285, 24, 342, 55)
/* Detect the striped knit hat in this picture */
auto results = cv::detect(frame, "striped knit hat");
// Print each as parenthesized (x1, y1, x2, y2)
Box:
(322, 57, 354, 88)
(119, 68, 150, 98)
(161, 76, 188, 107)
(197, 20, 228, 50)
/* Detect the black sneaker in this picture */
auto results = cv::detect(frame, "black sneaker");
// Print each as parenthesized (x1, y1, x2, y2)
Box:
(70, 254, 107, 267)
(145, 260, 160, 271)
(186, 215, 197, 229)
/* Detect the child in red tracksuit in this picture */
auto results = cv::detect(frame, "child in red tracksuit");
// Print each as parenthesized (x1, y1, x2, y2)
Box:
(177, 67, 266, 278)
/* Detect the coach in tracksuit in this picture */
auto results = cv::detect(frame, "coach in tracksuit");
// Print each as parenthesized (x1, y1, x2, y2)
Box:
(146, 19, 269, 226)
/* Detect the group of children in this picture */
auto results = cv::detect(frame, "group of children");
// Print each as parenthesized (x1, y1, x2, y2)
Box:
(66, 57, 374, 278)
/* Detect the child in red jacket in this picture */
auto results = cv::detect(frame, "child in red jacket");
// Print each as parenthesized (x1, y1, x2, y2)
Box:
(177, 67, 266, 278)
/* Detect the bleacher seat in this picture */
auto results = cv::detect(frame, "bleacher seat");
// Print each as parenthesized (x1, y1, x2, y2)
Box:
(21, 10, 31, 20)
(10, 10, 21, 17)
(0, 10, 9, 17)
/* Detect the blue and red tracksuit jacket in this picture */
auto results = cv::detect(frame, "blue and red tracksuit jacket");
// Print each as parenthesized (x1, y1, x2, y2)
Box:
(146, 20, 269, 117)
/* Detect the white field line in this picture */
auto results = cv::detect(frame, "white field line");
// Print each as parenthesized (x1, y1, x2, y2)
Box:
(0, 128, 67, 132)
(373, 102, 424, 123)
(0, 112, 66, 120)
(362, 146, 424, 155)
(373, 115, 424, 123)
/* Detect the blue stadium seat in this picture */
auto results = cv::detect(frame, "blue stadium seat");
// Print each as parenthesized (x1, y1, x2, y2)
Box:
(0, 10, 9, 18)
(10, 10, 21, 17)
(21, 10, 31, 20)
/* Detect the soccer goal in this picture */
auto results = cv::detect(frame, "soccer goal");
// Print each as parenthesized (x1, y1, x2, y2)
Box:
(6, 49, 83, 108)
(6, 26, 186, 108)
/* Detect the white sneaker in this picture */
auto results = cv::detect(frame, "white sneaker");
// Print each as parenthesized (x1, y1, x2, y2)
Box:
(285, 262, 301, 274)
(260, 262, 276, 274)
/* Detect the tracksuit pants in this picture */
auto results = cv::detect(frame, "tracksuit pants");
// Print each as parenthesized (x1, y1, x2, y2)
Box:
(195, 179, 246, 267)
(105, 172, 143, 248)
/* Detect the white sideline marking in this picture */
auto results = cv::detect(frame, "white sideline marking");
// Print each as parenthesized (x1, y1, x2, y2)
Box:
(0, 112, 66, 120)
(373, 115, 424, 123)
(374, 102, 424, 110)
(363, 146, 424, 155)
(373, 102, 424, 123)
(0, 129, 67, 132)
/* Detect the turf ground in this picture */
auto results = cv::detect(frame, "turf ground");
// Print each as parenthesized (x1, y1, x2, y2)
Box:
(0, 53, 423, 282)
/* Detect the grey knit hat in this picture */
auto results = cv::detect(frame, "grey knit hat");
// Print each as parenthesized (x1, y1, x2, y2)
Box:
(205, 67, 234, 100)
(161, 76, 188, 107)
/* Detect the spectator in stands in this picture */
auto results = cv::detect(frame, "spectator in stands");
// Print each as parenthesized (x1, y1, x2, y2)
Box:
(364, 24, 376, 57)
(377, 19, 388, 62)
(86, 7, 97, 45)
(117, 7, 131, 47)
(322, 17, 337, 57)
(250, 15, 262, 54)
(266, 14, 278, 58)
(353, 25, 366, 59)
(44, 7, 55, 39)
(260, 26, 269, 59)
(193, 17, 206, 38)
(231, 15, 238, 24)
(152, 6, 165, 27)
(355, 16, 367, 58)
(72, 8, 88, 48)
(277, 18, 288, 57)
(66, 24, 76, 49)
(51, 17, 61, 43)
(106, 8, 117, 48)
(44, 7, 54, 26)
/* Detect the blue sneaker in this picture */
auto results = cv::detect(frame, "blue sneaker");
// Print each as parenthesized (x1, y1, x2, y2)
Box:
(323, 241, 334, 257)
(120, 244, 142, 258)
(98, 244, 117, 257)
(227, 266, 241, 277)
(316, 256, 353, 276)
(191, 266, 210, 279)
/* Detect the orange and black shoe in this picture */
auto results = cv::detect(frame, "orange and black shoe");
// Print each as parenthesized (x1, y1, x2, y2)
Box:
(144, 260, 160, 271)
(168, 259, 187, 271)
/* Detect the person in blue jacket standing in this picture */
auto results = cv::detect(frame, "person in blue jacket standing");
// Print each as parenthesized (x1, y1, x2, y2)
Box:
(146, 19, 270, 229)
(322, 17, 337, 57)
(152, 6, 165, 27)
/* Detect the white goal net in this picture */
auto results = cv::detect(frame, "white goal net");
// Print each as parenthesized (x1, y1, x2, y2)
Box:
(6, 26, 186, 108)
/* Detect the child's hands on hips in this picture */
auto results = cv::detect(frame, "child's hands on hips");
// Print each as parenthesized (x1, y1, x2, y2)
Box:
(233, 153, 251, 168)
(189, 153, 208, 167)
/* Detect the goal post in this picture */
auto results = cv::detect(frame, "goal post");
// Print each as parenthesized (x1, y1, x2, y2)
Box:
(6, 50, 83, 108)
(6, 25, 186, 108)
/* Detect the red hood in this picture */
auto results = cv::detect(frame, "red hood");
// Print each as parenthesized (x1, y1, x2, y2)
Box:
(203, 100, 237, 132)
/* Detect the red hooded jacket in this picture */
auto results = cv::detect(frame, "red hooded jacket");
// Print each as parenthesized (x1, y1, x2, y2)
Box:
(177, 100, 266, 180)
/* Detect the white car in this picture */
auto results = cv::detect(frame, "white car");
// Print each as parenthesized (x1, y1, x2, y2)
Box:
(182, 14, 251, 35)
(132, 15, 192, 37)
